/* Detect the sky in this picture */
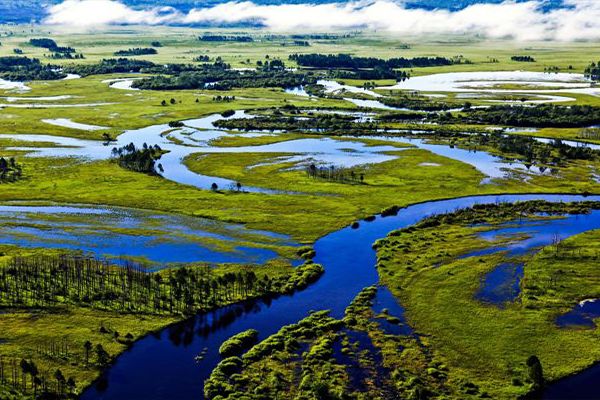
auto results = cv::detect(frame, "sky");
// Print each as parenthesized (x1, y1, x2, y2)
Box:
(7, 0, 600, 41)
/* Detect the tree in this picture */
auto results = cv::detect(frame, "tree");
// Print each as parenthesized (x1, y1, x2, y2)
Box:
(28, 361, 39, 396)
(84, 340, 92, 365)
(67, 377, 76, 394)
(96, 344, 110, 366)
(161, 100, 167, 106)
(527, 355, 544, 390)
(19, 359, 29, 391)
(54, 369, 65, 395)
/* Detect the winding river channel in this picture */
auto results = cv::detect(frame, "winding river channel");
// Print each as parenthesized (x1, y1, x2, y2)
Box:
(6, 109, 598, 193)
(3, 71, 600, 398)
(70, 193, 600, 400)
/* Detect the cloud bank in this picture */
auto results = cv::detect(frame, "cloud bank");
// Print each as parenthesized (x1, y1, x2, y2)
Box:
(44, 0, 600, 41)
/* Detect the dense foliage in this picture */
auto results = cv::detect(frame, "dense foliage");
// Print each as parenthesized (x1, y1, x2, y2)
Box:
(511, 55, 535, 62)
(0, 56, 65, 81)
(472, 132, 598, 164)
(114, 48, 158, 56)
(111, 142, 164, 174)
(289, 53, 453, 69)
(329, 66, 409, 80)
(463, 104, 600, 128)
(64, 58, 156, 76)
(198, 35, 253, 42)
(212, 112, 376, 132)
(219, 329, 259, 357)
(205, 285, 442, 399)
(0, 157, 22, 183)
(29, 38, 75, 54)
(133, 66, 315, 90)
(0, 254, 324, 316)
(585, 61, 600, 81)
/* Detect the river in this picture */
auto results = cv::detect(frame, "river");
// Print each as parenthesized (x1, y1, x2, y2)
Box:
(76, 193, 600, 400)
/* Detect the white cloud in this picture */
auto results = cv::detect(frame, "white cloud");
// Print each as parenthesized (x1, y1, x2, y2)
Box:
(44, 0, 181, 26)
(43, 0, 600, 41)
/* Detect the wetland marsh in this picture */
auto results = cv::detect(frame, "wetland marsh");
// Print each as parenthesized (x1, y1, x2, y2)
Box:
(1, 19, 600, 400)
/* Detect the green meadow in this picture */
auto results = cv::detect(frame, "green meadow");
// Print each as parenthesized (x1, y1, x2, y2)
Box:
(1, 25, 600, 399)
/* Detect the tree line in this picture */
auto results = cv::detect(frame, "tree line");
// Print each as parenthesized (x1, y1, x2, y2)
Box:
(305, 164, 365, 184)
(0, 56, 65, 81)
(289, 53, 454, 69)
(0, 356, 77, 399)
(462, 104, 600, 128)
(199, 35, 253, 42)
(64, 58, 156, 76)
(132, 67, 315, 91)
(29, 38, 75, 54)
(511, 55, 536, 62)
(113, 48, 157, 56)
(0, 254, 323, 316)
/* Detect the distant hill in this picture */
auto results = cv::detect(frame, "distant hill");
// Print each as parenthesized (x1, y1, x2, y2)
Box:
(0, 0, 566, 24)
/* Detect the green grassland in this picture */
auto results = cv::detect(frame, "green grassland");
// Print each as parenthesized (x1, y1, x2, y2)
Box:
(1, 26, 600, 399)
(0, 241, 320, 397)
(375, 206, 600, 399)
(1, 74, 348, 139)
(2, 26, 600, 74)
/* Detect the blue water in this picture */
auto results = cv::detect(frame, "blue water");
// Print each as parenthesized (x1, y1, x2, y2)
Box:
(467, 212, 600, 305)
(541, 363, 600, 399)
(0, 203, 297, 267)
(477, 262, 524, 304)
(557, 300, 600, 328)
(371, 286, 414, 336)
(78, 194, 600, 400)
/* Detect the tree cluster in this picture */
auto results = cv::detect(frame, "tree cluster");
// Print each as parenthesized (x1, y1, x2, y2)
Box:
(462, 104, 600, 128)
(0, 357, 76, 399)
(29, 38, 75, 54)
(585, 61, 600, 81)
(113, 48, 157, 56)
(64, 58, 156, 76)
(133, 67, 314, 91)
(511, 55, 536, 62)
(0, 254, 323, 316)
(111, 142, 164, 175)
(289, 53, 453, 69)
(305, 164, 365, 184)
(198, 35, 253, 42)
(0, 157, 22, 183)
(0, 56, 65, 81)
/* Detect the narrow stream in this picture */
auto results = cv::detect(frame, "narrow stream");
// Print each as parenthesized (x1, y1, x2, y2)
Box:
(78, 194, 600, 400)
